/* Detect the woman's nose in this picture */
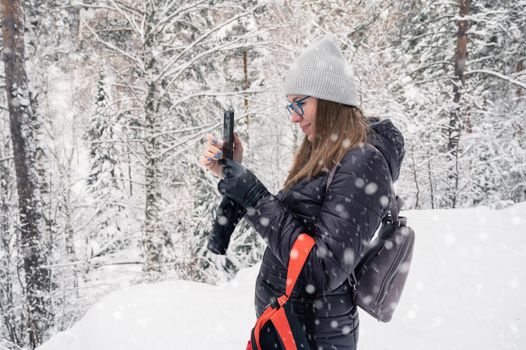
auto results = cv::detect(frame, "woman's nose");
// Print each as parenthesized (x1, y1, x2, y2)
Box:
(290, 112, 303, 123)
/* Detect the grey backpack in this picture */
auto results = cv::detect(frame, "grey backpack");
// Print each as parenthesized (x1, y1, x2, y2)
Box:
(326, 167, 415, 322)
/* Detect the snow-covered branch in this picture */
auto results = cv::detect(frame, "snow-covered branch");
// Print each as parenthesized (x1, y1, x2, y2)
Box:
(152, 121, 218, 139)
(465, 69, 526, 89)
(69, 2, 117, 12)
(159, 121, 222, 158)
(151, 0, 208, 35)
(84, 23, 145, 73)
(410, 61, 453, 74)
(157, 3, 266, 81)
(0, 156, 14, 163)
(163, 36, 269, 93)
(170, 88, 270, 108)
(108, 0, 144, 40)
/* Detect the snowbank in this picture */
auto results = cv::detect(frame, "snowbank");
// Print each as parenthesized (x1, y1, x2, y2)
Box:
(39, 203, 526, 350)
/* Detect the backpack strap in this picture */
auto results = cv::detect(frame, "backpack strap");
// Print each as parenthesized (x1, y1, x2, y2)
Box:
(251, 233, 315, 350)
(285, 233, 315, 296)
(325, 165, 337, 194)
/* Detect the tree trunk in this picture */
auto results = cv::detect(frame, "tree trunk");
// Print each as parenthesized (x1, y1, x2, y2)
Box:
(410, 145, 420, 208)
(447, 0, 470, 208)
(0, 137, 21, 345)
(143, 81, 164, 280)
(142, 3, 165, 281)
(516, 60, 523, 98)
(243, 49, 249, 118)
(1, 0, 51, 347)
(427, 148, 435, 209)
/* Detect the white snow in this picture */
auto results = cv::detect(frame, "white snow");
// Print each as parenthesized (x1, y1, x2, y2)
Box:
(38, 202, 526, 350)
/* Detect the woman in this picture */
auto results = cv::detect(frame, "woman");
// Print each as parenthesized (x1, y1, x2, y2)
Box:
(200, 34, 405, 349)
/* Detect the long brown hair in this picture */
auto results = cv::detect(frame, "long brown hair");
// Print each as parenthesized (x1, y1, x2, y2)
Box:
(282, 99, 370, 191)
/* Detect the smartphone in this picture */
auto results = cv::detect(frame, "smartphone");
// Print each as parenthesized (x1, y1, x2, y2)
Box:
(222, 110, 234, 160)
(208, 109, 237, 255)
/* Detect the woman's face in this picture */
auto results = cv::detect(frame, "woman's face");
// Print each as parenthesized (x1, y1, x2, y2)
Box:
(286, 95, 317, 142)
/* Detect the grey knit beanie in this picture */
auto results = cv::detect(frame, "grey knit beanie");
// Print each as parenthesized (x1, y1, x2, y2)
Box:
(285, 34, 358, 106)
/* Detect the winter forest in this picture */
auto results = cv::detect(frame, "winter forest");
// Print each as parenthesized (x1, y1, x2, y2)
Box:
(0, 0, 525, 349)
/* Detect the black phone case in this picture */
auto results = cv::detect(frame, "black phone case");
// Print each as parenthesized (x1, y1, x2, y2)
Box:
(223, 110, 234, 160)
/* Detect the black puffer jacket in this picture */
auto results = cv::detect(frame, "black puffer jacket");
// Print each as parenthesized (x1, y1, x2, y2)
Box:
(243, 118, 405, 349)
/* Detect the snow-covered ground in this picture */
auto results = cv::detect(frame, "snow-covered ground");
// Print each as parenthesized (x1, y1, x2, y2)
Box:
(38, 203, 526, 350)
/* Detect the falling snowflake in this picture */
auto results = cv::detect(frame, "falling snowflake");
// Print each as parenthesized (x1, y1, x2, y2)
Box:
(365, 182, 378, 195)
(260, 217, 270, 226)
(218, 215, 228, 225)
(343, 248, 355, 265)
(355, 178, 365, 188)
(290, 248, 299, 260)
(305, 284, 316, 294)
(316, 245, 328, 258)
(380, 195, 389, 207)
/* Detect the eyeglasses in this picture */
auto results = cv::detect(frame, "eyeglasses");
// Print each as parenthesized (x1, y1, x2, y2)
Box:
(285, 96, 311, 118)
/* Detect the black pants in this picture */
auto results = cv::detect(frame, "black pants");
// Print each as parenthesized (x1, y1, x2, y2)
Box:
(298, 301, 359, 350)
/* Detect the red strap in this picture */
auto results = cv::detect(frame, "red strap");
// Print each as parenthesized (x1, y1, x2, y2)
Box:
(253, 299, 297, 350)
(251, 233, 315, 350)
(253, 303, 276, 349)
(285, 234, 315, 296)
(246, 340, 252, 350)
(271, 307, 297, 349)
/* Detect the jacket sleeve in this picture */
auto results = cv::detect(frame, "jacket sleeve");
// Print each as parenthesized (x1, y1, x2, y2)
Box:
(243, 148, 392, 294)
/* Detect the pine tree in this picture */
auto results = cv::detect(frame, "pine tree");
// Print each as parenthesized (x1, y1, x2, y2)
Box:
(84, 70, 127, 260)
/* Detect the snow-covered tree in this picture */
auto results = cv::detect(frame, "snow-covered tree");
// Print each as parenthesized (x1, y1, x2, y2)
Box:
(0, 111, 24, 349)
(366, 0, 526, 209)
(1, 0, 52, 346)
(83, 69, 129, 262)
(78, 0, 271, 281)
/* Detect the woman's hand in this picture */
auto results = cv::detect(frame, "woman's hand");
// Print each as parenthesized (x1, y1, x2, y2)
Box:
(199, 132, 244, 178)
(218, 158, 271, 209)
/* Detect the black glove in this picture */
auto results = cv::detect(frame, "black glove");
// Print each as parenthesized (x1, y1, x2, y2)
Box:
(218, 158, 271, 209)
(207, 195, 246, 255)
